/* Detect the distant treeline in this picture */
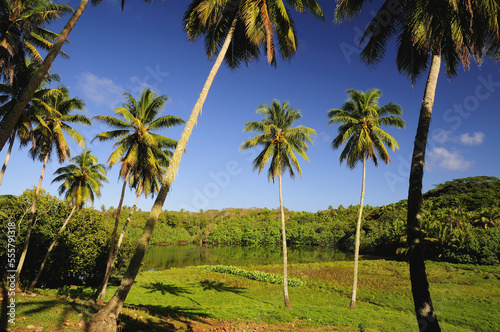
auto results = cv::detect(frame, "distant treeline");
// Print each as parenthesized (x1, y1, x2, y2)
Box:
(1, 176, 499, 287)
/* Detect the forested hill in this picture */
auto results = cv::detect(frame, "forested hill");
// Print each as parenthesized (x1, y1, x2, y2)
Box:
(422, 176, 500, 211)
(2, 176, 499, 287)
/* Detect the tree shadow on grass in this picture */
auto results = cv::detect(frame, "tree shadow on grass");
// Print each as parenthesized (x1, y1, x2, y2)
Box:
(120, 304, 213, 332)
(141, 282, 201, 306)
(199, 279, 246, 294)
(14, 298, 94, 331)
(142, 282, 193, 296)
(198, 279, 273, 306)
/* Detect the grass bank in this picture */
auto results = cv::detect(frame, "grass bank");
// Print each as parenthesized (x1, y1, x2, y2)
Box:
(6, 260, 500, 331)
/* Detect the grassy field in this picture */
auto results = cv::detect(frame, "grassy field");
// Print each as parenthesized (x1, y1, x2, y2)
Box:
(6, 259, 500, 331)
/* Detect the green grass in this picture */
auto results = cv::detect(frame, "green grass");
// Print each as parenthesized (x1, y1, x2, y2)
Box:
(8, 260, 500, 331)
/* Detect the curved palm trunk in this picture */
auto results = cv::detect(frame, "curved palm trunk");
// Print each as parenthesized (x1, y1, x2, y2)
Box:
(0, 132, 15, 186)
(407, 51, 441, 331)
(15, 153, 49, 289)
(28, 204, 77, 290)
(349, 156, 365, 309)
(93, 174, 129, 304)
(0, 0, 88, 152)
(87, 17, 239, 332)
(114, 195, 140, 261)
(279, 173, 292, 309)
(96, 194, 139, 302)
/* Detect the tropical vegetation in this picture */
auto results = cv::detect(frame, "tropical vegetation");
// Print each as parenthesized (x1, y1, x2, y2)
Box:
(91, 87, 184, 304)
(14, 85, 90, 288)
(2, 176, 498, 288)
(88, 2, 325, 330)
(335, 0, 500, 329)
(328, 88, 405, 309)
(240, 99, 316, 309)
(0, 0, 499, 331)
(28, 149, 108, 290)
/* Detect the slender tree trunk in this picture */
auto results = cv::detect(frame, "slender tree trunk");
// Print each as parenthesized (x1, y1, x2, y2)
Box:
(114, 195, 139, 261)
(407, 51, 442, 331)
(0, 133, 15, 186)
(96, 194, 139, 301)
(87, 17, 239, 332)
(93, 173, 129, 304)
(28, 205, 76, 290)
(349, 156, 366, 309)
(0, 0, 88, 152)
(279, 174, 292, 309)
(15, 153, 49, 289)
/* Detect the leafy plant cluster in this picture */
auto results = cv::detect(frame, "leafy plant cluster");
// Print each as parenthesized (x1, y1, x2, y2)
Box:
(0, 189, 119, 287)
(196, 265, 305, 287)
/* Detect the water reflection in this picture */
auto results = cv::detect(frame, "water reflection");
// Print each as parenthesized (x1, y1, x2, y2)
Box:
(142, 244, 352, 271)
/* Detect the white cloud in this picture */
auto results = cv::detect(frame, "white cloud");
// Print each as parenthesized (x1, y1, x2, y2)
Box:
(460, 131, 485, 146)
(427, 147, 473, 171)
(315, 131, 332, 144)
(76, 72, 124, 109)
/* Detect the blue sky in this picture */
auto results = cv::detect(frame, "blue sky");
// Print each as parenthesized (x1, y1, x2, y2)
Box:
(1, 0, 499, 212)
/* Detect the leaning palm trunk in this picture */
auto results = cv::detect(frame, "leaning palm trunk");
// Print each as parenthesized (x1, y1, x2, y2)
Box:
(114, 195, 140, 263)
(15, 153, 49, 289)
(0, 0, 89, 151)
(93, 174, 129, 304)
(0, 132, 15, 185)
(407, 51, 441, 331)
(349, 156, 366, 309)
(96, 194, 139, 302)
(278, 174, 292, 309)
(87, 17, 239, 332)
(29, 205, 77, 290)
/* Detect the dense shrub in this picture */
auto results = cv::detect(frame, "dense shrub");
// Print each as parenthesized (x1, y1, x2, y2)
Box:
(196, 265, 305, 286)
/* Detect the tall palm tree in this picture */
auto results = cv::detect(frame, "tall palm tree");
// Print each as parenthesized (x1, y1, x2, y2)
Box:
(91, 87, 184, 305)
(0, 0, 72, 83)
(0, 60, 61, 186)
(15, 85, 89, 288)
(328, 88, 404, 309)
(28, 150, 108, 290)
(88, 2, 323, 330)
(240, 99, 315, 309)
(335, 1, 500, 329)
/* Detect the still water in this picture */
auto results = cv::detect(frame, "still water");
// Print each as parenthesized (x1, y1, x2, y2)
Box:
(142, 244, 353, 271)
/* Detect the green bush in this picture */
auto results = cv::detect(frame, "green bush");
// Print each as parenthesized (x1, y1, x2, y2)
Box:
(196, 265, 305, 287)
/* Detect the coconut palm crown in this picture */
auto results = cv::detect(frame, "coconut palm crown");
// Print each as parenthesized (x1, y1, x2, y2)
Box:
(29, 85, 89, 163)
(92, 88, 185, 189)
(328, 88, 405, 168)
(240, 99, 316, 181)
(52, 149, 108, 208)
(335, 0, 500, 83)
(0, 0, 73, 82)
(184, 0, 324, 68)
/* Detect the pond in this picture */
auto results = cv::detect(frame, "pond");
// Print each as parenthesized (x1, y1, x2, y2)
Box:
(142, 244, 353, 271)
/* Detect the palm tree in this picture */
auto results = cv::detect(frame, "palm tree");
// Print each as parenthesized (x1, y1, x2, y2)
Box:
(0, 60, 61, 186)
(328, 88, 404, 309)
(28, 150, 108, 290)
(335, 1, 499, 328)
(88, 2, 323, 330)
(91, 87, 184, 305)
(15, 85, 89, 288)
(0, 0, 72, 83)
(240, 99, 315, 309)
